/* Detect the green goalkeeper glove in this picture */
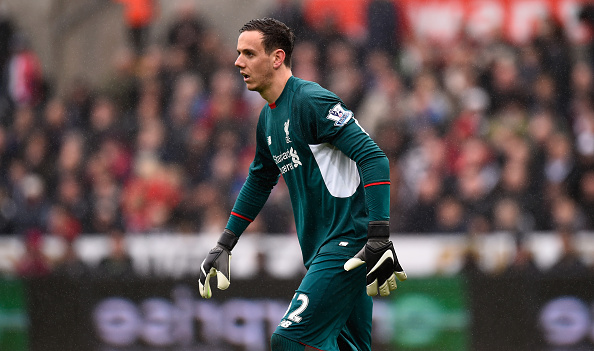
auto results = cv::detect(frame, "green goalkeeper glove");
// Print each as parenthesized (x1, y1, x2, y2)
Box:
(199, 229, 238, 298)
(344, 221, 407, 296)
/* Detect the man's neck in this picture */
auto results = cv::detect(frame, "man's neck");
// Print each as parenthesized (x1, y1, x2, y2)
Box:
(261, 69, 292, 105)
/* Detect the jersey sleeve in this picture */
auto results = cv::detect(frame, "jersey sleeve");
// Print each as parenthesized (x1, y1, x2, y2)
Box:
(332, 121, 390, 222)
(297, 87, 391, 222)
(225, 111, 280, 236)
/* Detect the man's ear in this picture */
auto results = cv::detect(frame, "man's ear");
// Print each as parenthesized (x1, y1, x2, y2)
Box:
(273, 49, 286, 69)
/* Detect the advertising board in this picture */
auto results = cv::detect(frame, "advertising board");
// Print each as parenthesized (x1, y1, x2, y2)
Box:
(25, 275, 468, 351)
(0, 277, 28, 351)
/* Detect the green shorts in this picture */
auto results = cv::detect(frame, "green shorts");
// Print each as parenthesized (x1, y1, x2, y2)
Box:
(273, 253, 373, 351)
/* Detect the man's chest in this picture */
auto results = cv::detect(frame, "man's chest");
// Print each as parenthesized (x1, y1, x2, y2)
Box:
(265, 109, 305, 175)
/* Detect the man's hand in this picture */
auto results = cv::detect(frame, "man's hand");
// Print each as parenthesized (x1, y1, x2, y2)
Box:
(344, 221, 407, 296)
(199, 229, 238, 298)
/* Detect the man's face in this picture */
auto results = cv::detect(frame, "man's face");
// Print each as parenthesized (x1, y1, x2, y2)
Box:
(235, 30, 275, 93)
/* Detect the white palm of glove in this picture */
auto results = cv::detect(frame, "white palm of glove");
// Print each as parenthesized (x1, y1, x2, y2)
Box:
(199, 247, 232, 298)
(345, 239, 407, 296)
(198, 229, 238, 299)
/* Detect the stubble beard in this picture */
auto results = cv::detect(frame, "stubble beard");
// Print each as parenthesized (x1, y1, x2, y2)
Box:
(253, 66, 275, 97)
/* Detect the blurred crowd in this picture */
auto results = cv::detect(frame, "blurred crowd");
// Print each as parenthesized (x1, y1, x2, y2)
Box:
(0, 0, 593, 263)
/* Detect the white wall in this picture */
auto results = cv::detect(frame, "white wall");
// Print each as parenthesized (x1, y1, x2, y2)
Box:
(2, 231, 593, 278)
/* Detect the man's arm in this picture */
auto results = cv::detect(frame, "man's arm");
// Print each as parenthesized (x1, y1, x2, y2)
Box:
(331, 121, 390, 221)
(298, 86, 391, 223)
(225, 153, 280, 235)
(297, 84, 406, 295)
(331, 118, 407, 296)
(199, 116, 280, 298)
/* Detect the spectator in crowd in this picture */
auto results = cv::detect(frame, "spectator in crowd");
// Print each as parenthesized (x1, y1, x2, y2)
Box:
(404, 170, 442, 233)
(491, 197, 527, 233)
(0, 125, 9, 178)
(199, 68, 249, 132)
(0, 185, 15, 234)
(388, 160, 413, 233)
(546, 225, 589, 278)
(22, 129, 53, 182)
(14, 228, 51, 277)
(548, 195, 587, 232)
(3, 1, 594, 282)
(54, 130, 87, 188)
(483, 52, 528, 116)
(177, 180, 223, 233)
(41, 97, 69, 157)
(503, 233, 540, 278)
(404, 69, 453, 134)
(87, 198, 122, 235)
(324, 39, 365, 112)
(166, 0, 207, 69)
(86, 96, 123, 154)
(0, 3, 14, 87)
(532, 17, 573, 117)
(258, 178, 294, 235)
(493, 159, 538, 226)
(579, 3, 594, 71)
(102, 47, 140, 113)
(63, 77, 94, 130)
(356, 68, 405, 138)
(163, 72, 205, 164)
(6, 33, 43, 108)
(452, 137, 499, 219)
(180, 120, 211, 185)
(366, 0, 402, 59)
(54, 172, 90, 228)
(121, 158, 181, 233)
(52, 238, 91, 279)
(12, 173, 50, 234)
(7, 104, 35, 157)
(94, 227, 135, 279)
(47, 203, 82, 243)
(267, 0, 309, 40)
(577, 169, 594, 228)
(113, 0, 158, 57)
(85, 167, 124, 233)
(291, 39, 321, 84)
(434, 195, 467, 233)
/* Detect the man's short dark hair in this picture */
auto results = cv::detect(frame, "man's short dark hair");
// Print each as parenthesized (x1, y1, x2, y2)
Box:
(240, 18, 295, 67)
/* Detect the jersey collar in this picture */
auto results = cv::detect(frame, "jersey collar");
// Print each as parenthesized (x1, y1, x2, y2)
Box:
(269, 76, 296, 109)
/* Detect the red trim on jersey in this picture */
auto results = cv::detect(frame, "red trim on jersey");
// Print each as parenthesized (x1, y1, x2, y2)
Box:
(299, 342, 325, 351)
(231, 211, 253, 222)
(269, 102, 277, 109)
(364, 181, 390, 188)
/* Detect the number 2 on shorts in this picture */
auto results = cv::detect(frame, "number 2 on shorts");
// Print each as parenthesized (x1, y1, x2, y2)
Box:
(285, 293, 309, 323)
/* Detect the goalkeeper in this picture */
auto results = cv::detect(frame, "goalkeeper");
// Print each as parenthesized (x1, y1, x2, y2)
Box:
(199, 18, 406, 351)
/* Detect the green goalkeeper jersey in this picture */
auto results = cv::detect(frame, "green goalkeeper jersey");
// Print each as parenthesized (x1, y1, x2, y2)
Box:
(226, 76, 391, 268)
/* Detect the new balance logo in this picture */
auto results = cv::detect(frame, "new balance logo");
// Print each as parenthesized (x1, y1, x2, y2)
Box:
(279, 320, 293, 328)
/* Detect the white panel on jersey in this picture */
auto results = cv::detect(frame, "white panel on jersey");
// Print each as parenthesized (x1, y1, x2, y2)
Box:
(309, 143, 360, 198)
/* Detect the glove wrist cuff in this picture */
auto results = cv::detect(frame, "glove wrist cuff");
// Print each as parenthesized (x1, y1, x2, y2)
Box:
(368, 221, 390, 240)
(218, 229, 239, 251)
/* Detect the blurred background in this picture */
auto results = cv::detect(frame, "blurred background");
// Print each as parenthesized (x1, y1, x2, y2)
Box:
(1, 0, 594, 350)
